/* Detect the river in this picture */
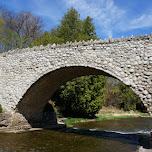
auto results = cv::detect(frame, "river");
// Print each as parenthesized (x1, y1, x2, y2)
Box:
(0, 117, 152, 152)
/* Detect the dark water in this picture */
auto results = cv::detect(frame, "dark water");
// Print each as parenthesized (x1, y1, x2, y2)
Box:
(0, 117, 152, 152)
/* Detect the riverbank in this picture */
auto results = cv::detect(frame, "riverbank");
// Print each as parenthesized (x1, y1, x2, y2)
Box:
(61, 107, 149, 126)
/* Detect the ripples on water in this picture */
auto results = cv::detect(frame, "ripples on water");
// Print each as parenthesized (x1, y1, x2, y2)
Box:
(0, 117, 151, 152)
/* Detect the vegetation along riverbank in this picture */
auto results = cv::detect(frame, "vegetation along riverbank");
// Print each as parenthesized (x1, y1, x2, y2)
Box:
(61, 107, 149, 126)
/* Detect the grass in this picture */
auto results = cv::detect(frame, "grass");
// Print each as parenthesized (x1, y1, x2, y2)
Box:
(63, 117, 89, 126)
(62, 107, 150, 125)
(64, 115, 138, 125)
(96, 115, 137, 120)
(66, 118, 88, 123)
(140, 113, 149, 117)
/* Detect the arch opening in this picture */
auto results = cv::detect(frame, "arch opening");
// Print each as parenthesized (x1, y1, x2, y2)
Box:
(16, 66, 146, 127)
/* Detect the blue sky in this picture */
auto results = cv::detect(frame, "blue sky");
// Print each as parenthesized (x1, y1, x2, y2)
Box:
(0, 0, 152, 39)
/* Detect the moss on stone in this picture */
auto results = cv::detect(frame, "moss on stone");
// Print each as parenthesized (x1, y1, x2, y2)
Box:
(0, 104, 2, 113)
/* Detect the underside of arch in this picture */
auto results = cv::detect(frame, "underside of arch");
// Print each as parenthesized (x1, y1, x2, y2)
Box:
(16, 66, 116, 126)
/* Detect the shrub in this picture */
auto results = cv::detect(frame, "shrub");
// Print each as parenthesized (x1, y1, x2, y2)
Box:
(52, 75, 107, 118)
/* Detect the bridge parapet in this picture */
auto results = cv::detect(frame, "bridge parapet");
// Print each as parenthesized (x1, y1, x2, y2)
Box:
(0, 33, 152, 55)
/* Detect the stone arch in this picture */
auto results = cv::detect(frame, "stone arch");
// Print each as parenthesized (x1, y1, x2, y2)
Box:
(15, 65, 144, 127)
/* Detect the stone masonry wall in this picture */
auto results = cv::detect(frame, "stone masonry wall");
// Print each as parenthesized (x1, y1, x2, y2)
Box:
(0, 34, 152, 119)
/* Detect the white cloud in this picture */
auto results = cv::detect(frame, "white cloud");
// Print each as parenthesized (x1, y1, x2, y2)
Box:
(129, 14, 152, 29)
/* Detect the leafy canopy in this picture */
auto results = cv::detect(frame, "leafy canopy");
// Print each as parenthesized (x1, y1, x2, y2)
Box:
(33, 7, 98, 46)
(0, 7, 43, 51)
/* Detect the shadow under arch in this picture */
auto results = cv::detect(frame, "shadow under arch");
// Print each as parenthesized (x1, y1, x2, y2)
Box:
(16, 66, 121, 126)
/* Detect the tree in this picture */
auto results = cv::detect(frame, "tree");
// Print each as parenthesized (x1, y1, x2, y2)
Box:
(104, 78, 147, 112)
(0, 7, 43, 51)
(104, 78, 120, 107)
(33, 31, 51, 46)
(56, 7, 82, 43)
(82, 16, 97, 40)
(54, 8, 98, 43)
(33, 7, 98, 46)
(0, 28, 17, 52)
(0, 11, 17, 52)
(118, 81, 139, 111)
(0, 13, 4, 34)
(52, 75, 106, 118)
(32, 29, 64, 46)
(0, 14, 4, 48)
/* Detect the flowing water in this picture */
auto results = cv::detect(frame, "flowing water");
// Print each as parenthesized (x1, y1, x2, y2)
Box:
(0, 117, 152, 152)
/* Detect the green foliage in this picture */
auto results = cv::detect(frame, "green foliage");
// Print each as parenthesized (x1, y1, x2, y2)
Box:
(82, 16, 97, 40)
(64, 111, 141, 125)
(0, 104, 2, 113)
(65, 118, 88, 123)
(105, 78, 146, 112)
(0, 7, 43, 51)
(56, 8, 98, 42)
(52, 75, 107, 118)
(96, 115, 136, 120)
(0, 28, 17, 52)
(56, 7, 82, 43)
(118, 81, 138, 111)
(0, 9, 17, 52)
(104, 78, 120, 107)
(0, 14, 4, 34)
(33, 7, 98, 46)
(32, 31, 51, 46)
(32, 30, 64, 46)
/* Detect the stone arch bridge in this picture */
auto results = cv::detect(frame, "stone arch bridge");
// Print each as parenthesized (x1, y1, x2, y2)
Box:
(0, 34, 152, 128)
